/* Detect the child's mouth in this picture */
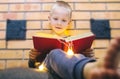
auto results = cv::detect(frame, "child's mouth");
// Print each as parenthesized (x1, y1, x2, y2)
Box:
(55, 27, 62, 29)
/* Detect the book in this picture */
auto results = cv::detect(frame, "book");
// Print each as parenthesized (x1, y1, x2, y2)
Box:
(32, 32, 95, 54)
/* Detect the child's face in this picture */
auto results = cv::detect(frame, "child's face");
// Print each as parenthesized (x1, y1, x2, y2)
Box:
(49, 7, 71, 35)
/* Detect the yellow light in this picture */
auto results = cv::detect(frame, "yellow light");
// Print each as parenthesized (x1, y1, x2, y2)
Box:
(67, 48, 74, 55)
(39, 64, 45, 71)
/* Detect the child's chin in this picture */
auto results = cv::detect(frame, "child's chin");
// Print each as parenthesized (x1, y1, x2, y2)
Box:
(54, 31, 64, 34)
(58, 31, 65, 35)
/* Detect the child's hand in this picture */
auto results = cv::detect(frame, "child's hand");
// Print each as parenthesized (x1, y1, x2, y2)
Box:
(29, 49, 46, 68)
(29, 49, 40, 60)
(82, 48, 94, 58)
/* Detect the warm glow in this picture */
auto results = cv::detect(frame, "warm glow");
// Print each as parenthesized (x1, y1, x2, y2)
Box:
(39, 64, 45, 71)
(67, 48, 74, 55)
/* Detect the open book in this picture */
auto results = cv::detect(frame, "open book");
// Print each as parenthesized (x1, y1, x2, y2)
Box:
(33, 32, 95, 54)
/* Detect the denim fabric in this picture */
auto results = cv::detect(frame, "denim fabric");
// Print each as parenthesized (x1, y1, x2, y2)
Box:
(44, 49, 95, 79)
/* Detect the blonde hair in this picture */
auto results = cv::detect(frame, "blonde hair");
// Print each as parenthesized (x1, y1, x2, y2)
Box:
(50, 1, 72, 18)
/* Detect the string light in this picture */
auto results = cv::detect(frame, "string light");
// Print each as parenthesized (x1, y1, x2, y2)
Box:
(67, 41, 74, 55)
(39, 64, 45, 71)
(38, 55, 48, 71)
(57, 38, 74, 55)
(67, 48, 74, 55)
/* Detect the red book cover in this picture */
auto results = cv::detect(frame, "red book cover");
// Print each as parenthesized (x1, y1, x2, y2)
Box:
(33, 37, 62, 53)
(33, 32, 95, 54)
(69, 35, 95, 54)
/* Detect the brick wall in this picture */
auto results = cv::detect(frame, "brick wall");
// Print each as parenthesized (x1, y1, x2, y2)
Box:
(0, 0, 120, 70)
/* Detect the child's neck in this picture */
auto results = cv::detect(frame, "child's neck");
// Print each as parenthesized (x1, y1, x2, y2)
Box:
(51, 31, 70, 38)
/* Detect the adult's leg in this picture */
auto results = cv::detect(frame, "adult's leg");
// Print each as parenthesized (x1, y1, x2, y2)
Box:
(84, 37, 120, 79)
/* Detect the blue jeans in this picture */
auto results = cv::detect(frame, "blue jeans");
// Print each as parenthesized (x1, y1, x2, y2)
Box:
(44, 49, 95, 79)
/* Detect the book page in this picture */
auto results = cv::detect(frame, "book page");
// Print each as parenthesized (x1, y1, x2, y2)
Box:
(65, 32, 94, 42)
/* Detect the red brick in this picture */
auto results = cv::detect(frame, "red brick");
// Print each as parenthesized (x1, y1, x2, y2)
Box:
(76, 21, 90, 29)
(0, 13, 24, 20)
(91, 12, 107, 19)
(42, 3, 53, 11)
(26, 0, 55, 2)
(92, 12, 120, 20)
(107, 12, 120, 19)
(93, 39, 110, 48)
(0, 40, 6, 49)
(72, 12, 90, 20)
(6, 60, 28, 68)
(26, 30, 40, 39)
(75, 3, 106, 10)
(111, 30, 120, 38)
(10, 4, 41, 11)
(107, 3, 120, 10)
(26, 12, 49, 20)
(0, 0, 24, 3)
(26, 0, 89, 2)
(0, 22, 6, 30)
(24, 50, 30, 59)
(91, 0, 120, 2)
(27, 21, 41, 29)
(0, 4, 8, 11)
(42, 21, 50, 29)
(110, 21, 120, 28)
(42, 3, 74, 11)
(94, 49, 107, 59)
(0, 50, 23, 59)
(7, 40, 33, 49)
(0, 31, 5, 39)
(0, 60, 5, 70)
(63, 0, 89, 2)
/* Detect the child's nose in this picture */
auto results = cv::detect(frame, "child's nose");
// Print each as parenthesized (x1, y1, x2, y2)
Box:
(58, 20, 62, 25)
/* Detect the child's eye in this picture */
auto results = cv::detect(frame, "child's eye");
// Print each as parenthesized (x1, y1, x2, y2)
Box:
(62, 20, 66, 22)
(53, 18, 58, 20)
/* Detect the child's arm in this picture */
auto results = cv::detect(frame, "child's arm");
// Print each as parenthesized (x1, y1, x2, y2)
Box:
(82, 48, 95, 58)
(28, 49, 40, 68)
(29, 49, 47, 68)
